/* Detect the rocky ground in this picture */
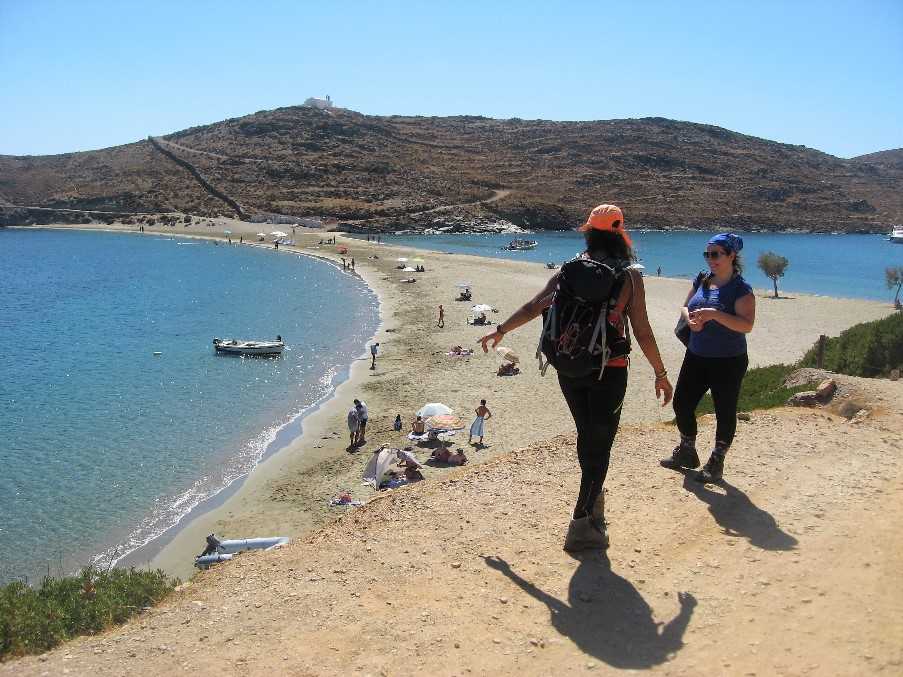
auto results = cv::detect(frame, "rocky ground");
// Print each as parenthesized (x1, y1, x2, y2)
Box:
(5, 372, 902, 676)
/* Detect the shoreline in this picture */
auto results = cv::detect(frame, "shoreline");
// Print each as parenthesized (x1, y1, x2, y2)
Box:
(6, 221, 899, 583)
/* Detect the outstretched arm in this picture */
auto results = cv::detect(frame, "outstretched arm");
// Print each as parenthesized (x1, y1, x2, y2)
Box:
(479, 274, 559, 352)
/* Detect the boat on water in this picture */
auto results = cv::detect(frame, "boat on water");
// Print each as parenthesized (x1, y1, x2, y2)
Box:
(502, 238, 538, 251)
(889, 227, 903, 244)
(213, 336, 285, 356)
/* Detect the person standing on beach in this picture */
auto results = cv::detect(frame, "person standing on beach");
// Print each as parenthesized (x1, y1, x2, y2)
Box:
(468, 399, 492, 446)
(341, 257, 346, 269)
(437, 304, 445, 328)
(347, 405, 360, 449)
(661, 233, 755, 483)
(351, 257, 355, 271)
(480, 204, 673, 552)
(370, 342, 379, 369)
(354, 399, 369, 445)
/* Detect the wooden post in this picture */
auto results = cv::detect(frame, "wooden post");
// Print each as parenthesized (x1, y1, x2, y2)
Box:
(816, 334, 827, 369)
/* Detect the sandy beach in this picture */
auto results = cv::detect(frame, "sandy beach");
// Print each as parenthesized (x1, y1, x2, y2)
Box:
(28, 219, 897, 583)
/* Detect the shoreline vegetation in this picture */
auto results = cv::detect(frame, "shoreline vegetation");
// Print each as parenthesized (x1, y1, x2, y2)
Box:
(2, 218, 901, 670)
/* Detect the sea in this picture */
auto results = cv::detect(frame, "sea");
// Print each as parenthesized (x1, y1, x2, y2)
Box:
(368, 231, 903, 302)
(0, 229, 378, 585)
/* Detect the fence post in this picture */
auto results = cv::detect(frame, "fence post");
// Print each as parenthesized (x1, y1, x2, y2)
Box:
(816, 334, 827, 369)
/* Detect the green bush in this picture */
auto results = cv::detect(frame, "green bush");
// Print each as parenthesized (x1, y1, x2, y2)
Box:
(692, 363, 814, 417)
(799, 313, 903, 377)
(0, 566, 177, 660)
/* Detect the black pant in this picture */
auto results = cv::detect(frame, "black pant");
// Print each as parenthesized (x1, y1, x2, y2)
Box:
(673, 351, 748, 449)
(558, 367, 628, 519)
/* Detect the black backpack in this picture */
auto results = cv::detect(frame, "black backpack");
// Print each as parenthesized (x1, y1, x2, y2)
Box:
(537, 256, 633, 379)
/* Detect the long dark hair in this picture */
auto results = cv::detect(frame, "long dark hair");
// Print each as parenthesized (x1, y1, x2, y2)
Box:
(583, 230, 635, 262)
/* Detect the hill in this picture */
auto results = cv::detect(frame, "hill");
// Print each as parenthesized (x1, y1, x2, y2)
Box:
(2, 107, 902, 232)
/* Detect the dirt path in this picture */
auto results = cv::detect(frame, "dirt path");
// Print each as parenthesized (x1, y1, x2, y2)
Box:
(6, 373, 901, 676)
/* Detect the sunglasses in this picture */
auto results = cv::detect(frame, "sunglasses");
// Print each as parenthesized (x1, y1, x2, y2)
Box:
(703, 250, 728, 260)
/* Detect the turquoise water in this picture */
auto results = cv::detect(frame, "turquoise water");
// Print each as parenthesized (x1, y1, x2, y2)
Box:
(0, 229, 378, 585)
(370, 231, 903, 301)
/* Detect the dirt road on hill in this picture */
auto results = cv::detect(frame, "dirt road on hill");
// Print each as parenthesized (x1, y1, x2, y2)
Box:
(6, 372, 902, 676)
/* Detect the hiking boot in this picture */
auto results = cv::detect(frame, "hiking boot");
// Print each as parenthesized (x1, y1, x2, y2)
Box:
(696, 451, 725, 483)
(563, 516, 610, 552)
(660, 443, 700, 470)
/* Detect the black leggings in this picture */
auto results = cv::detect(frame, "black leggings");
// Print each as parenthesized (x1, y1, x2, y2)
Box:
(558, 367, 628, 519)
(673, 351, 748, 449)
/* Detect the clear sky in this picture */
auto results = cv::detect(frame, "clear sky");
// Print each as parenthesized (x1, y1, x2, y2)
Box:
(1, 0, 901, 158)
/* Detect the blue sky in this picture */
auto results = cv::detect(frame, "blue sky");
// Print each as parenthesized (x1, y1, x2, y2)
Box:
(1, 0, 900, 158)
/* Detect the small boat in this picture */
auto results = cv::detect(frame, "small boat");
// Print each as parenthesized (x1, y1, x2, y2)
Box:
(195, 534, 289, 569)
(213, 336, 284, 356)
(889, 227, 903, 244)
(502, 239, 538, 251)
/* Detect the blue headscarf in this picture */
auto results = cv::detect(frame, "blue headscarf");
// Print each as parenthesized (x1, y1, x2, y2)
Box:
(708, 233, 743, 253)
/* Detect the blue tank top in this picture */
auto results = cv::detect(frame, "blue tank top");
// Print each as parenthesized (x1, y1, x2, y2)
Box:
(687, 274, 753, 357)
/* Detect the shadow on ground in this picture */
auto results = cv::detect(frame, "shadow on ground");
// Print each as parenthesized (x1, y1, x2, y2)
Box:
(682, 473, 798, 551)
(483, 554, 695, 669)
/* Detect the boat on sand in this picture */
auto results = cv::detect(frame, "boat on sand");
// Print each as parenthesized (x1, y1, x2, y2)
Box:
(213, 336, 285, 356)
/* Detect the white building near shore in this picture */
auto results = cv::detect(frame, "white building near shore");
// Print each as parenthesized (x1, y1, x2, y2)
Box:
(303, 95, 334, 110)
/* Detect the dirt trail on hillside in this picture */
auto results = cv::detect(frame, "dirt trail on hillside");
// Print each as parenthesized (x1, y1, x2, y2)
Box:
(6, 373, 902, 676)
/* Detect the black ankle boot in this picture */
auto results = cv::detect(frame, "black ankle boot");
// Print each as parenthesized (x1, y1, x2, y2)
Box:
(661, 442, 700, 470)
(696, 450, 725, 483)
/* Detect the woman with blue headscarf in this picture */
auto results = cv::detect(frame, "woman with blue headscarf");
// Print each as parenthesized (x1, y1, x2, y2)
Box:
(661, 233, 756, 482)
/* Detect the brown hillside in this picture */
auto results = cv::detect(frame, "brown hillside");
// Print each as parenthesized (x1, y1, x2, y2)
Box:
(2, 107, 902, 231)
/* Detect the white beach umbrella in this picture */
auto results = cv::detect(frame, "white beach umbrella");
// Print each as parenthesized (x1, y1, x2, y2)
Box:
(417, 402, 453, 418)
(402, 266, 416, 272)
(257, 233, 267, 237)
(271, 231, 288, 238)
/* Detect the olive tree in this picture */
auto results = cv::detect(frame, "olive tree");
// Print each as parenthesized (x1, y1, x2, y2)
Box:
(887, 266, 903, 309)
(757, 251, 790, 299)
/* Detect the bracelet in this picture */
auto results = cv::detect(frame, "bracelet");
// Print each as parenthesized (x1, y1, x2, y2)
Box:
(654, 370, 668, 379)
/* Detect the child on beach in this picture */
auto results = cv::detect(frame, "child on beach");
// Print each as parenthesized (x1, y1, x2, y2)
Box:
(394, 414, 403, 431)
(480, 203, 673, 552)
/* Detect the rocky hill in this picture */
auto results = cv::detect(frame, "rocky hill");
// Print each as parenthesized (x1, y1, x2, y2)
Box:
(2, 107, 902, 232)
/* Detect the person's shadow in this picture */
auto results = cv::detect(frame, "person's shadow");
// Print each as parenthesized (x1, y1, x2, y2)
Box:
(483, 554, 695, 669)
(681, 473, 798, 551)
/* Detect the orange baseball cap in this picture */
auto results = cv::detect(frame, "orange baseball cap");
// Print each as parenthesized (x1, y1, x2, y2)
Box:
(577, 204, 632, 246)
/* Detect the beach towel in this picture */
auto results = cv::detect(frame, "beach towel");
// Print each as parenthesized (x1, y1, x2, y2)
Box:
(470, 415, 485, 438)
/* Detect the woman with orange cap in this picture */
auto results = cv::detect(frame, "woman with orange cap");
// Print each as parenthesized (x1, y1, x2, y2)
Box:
(480, 204, 672, 551)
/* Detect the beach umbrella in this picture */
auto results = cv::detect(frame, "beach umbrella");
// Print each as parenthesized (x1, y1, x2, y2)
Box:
(402, 266, 416, 272)
(496, 346, 520, 363)
(455, 282, 472, 288)
(223, 230, 232, 235)
(256, 233, 267, 237)
(270, 230, 288, 238)
(426, 414, 465, 431)
(417, 402, 453, 418)
(397, 257, 409, 262)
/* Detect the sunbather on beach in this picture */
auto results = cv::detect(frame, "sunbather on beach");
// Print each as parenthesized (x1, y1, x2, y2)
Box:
(411, 415, 426, 435)
(497, 362, 520, 376)
(479, 203, 673, 552)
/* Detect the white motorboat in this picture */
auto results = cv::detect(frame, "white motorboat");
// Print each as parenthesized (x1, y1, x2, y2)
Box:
(889, 227, 903, 244)
(502, 238, 538, 251)
(213, 336, 284, 356)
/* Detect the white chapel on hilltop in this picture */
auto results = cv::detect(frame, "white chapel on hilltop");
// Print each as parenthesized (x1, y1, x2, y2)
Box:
(303, 95, 334, 110)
